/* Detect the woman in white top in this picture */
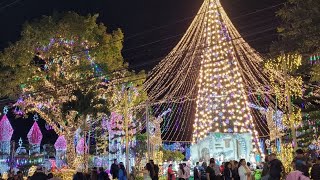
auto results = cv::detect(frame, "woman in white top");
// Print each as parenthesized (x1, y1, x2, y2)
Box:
(238, 159, 252, 180)
(143, 163, 153, 180)
(177, 164, 187, 180)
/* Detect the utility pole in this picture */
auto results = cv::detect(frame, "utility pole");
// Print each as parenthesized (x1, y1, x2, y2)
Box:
(124, 88, 130, 175)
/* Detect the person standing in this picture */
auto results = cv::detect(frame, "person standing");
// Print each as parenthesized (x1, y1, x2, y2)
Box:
(130, 166, 136, 180)
(118, 163, 127, 180)
(90, 167, 98, 180)
(177, 164, 187, 180)
(167, 164, 176, 180)
(261, 155, 269, 180)
(150, 160, 159, 180)
(311, 157, 320, 180)
(238, 159, 251, 180)
(200, 162, 207, 180)
(98, 167, 110, 180)
(194, 162, 201, 180)
(286, 161, 310, 180)
(183, 163, 190, 180)
(31, 166, 48, 180)
(223, 162, 233, 180)
(17, 171, 23, 180)
(220, 163, 225, 176)
(268, 153, 284, 180)
(144, 163, 154, 180)
(294, 149, 309, 177)
(110, 159, 119, 180)
(206, 158, 216, 180)
(233, 161, 240, 180)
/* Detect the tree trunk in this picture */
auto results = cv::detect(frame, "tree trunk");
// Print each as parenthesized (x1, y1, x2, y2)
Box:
(65, 132, 76, 169)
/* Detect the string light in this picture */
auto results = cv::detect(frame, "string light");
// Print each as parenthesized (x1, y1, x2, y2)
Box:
(143, 0, 286, 144)
(192, 0, 259, 148)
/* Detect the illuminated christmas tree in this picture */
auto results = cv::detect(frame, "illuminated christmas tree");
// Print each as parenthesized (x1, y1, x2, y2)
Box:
(192, 1, 257, 142)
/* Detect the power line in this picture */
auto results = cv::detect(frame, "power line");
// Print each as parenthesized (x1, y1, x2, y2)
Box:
(0, 0, 22, 11)
(1, 33, 280, 103)
(2, 26, 310, 103)
(123, 2, 284, 41)
(233, 3, 284, 20)
(123, 24, 277, 53)
(0, 3, 288, 103)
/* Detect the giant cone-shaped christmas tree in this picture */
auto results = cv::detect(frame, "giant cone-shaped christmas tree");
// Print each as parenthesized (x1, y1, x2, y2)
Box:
(144, 0, 282, 143)
(193, 1, 254, 142)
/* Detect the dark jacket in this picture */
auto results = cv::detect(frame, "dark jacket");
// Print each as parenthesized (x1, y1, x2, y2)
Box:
(223, 168, 233, 180)
(269, 159, 283, 180)
(98, 171, 110, 180)
(194, 166, 200, 180)
(232, 168, 240, 180)
(152, 164, 159, 180)
(200, 166, 207, 180)
(311, 163, 320, 180)
(261, 163, 269, 177)
(31, 172, 48, 180)
(110, 163, 119, 179)
(294, 156, 310, 177)
(73, 172, 86, 180)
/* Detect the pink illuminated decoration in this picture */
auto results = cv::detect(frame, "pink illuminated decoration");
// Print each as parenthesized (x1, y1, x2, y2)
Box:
(0, 115, 14, 142)
(54, 135, 67, 151)
(76, 137, 87, 155)
(27, 114, 43, 145)
(49, 159, 57, 171)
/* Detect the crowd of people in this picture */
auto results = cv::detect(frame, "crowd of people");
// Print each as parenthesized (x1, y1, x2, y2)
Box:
(166, 149, 320, 180)
(3, 149, 320, 180)
(73, 166, 110, 180)
(4, 166, 59, 180)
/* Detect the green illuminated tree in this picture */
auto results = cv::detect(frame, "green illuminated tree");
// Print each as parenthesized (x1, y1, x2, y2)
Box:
(271, 0, 320, 81)
(0, 12, 146, 167)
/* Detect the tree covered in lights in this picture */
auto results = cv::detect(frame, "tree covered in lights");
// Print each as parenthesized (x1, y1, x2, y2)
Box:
(0, 12, 146, 167)
(192, 1, 257, 142)
(269, 0, 320, 150)
(271, 0, 320, 81)
(294, 85, 320, 150)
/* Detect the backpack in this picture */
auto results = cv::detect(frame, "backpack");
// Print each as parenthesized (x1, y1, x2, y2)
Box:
(254, 170, 262, 180)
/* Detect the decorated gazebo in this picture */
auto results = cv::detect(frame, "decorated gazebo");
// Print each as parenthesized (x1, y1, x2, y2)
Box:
(27, 114, 43, 155)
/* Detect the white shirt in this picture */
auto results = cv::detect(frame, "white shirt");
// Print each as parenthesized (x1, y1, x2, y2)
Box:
(238, 166, 248, 180)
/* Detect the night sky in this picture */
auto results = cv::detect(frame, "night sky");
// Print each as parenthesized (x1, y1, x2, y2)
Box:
(0, 0, 284, 143)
